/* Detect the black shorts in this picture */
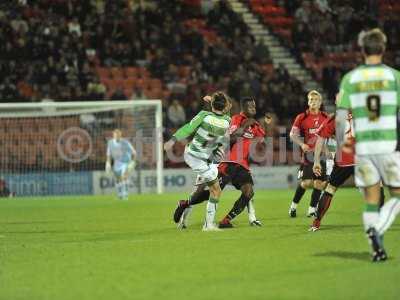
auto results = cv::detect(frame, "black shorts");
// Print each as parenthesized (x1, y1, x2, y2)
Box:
(328, 163, 354, 188)
(218, 163, 253, 190)
(299, 161, 327, 181)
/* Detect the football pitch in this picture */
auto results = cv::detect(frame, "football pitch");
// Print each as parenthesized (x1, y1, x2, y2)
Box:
(0, 189, 399, 300)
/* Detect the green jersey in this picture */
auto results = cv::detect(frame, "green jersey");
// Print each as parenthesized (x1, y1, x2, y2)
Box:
(337, 64, 400, 155)
(173, 110, 231, 160)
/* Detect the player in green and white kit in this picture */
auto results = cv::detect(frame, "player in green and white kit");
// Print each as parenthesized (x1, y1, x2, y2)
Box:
(336, 29, 400, 261)
(164, 92, 231, 231)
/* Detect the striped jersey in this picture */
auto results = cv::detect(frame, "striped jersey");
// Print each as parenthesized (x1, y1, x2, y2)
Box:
(173, 110, 231, 160)
(337, 64, 400, 155)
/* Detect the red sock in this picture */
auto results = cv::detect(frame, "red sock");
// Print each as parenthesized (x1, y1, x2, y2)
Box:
(220, 216, 231, 224)
(317, 193, 332, 221)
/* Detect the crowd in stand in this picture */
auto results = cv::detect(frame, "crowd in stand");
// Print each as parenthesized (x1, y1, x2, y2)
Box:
(287, 0, 400, 99)
(0, 0, 308, 131)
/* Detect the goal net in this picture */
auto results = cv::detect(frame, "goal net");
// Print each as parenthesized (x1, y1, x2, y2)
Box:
(0, 100, 163, 197)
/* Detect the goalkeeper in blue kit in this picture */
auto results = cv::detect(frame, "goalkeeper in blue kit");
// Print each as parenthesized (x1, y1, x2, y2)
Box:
(106, 129, 137, 200)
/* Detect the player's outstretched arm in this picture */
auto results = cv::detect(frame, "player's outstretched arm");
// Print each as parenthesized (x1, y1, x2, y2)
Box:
(164, 111, 207, 151)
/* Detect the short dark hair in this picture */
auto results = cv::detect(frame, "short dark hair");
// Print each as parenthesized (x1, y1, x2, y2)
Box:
(211, 91, 228, 111)
(361, 28, 387, 56)
(240, 97, 255, 109)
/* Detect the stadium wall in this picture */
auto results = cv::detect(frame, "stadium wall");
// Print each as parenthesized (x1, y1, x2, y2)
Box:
(3, 166, 301, 197)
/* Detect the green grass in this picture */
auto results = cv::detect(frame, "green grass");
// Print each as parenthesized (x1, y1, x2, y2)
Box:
(0, 189, 399, 300)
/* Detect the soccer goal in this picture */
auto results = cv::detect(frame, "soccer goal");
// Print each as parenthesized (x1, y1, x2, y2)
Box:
(0, 100, 163, 197)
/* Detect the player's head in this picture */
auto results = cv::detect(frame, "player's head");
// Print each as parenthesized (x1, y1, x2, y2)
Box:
(240, 97, 256, 117)
(360, 28, 387, 58)
(307, 90, 322, 111)
(211, 91, 230, 114)
(113, 129, 122, 140)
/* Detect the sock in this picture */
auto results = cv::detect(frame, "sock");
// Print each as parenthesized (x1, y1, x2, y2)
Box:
(376, 198, 400, 235)
(122, 180, 129, 198)
(363, 203, 380, 231)
(205, 197, 218, 227)
(310, 189, 322, 208)
(316, 191, 333, 221)
(116, 182, 123, 198)
(247, 199, 256, 223)
(226, 193, 251, 221)
(189, 190, 210, 206)
(292, 185, 306, 205)
(379, 187, 385, 208)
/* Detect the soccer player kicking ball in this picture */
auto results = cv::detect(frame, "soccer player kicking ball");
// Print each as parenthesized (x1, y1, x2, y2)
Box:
(288, 90, 329, 218)
(336, 28, 400, 262)
(173, 97, 271, 229)
(105, 129, 136, 201)
(164, 92, 231, 231)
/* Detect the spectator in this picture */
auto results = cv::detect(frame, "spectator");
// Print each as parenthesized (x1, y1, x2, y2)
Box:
(0, 78, 19, 101)
(253, 38, 271, 64)
(167, 99, 186, 127)
(87, 77, 106, 100)
(294, 1, 312, 24)
(110, 88, 127, 100)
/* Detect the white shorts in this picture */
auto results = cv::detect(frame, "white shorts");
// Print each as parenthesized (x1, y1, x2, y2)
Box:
(355, 152, 400, 188)
(184, 150, 218, 185)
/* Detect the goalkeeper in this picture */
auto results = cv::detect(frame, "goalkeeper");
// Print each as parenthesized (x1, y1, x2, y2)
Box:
(105, 129, 137, 201)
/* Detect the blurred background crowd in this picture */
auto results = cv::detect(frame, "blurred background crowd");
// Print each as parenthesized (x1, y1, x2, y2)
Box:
(0, 0, 399, 167)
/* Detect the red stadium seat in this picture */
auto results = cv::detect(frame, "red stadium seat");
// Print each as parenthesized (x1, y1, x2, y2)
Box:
(110, 67, 124, 79)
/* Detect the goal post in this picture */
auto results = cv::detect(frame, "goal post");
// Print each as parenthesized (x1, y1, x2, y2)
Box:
(0, 100, 163, 197)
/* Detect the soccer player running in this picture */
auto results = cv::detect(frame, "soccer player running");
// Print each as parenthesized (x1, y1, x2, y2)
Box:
(164, 92, 231, 231)
(288, 90, 329, 218)
(311, 113, 356, 231)
(311, 111, 385, 231)
(105, 129, 137, 201)
(173, 97, 271, 229)
(336, 28, 400, 261)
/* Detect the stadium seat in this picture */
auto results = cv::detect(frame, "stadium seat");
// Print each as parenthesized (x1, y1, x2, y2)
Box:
(96, 67, 110, 78)
(110, 67, 124, 79)
(124, 67, 138, 78)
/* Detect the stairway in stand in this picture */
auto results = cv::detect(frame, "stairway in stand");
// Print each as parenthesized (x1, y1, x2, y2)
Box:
(227, 0, 331, 107)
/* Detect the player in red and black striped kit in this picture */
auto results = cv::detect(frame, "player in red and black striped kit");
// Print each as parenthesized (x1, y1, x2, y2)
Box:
(288, 90, 329, 218)
(173, 97, 271, 229)
(310, 113, 385, 231)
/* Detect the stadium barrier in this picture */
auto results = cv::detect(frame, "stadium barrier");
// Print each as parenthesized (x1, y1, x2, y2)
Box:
(3, 166, 357, 197)
(4, 172, 93, 196)
(94, 166, 300, 194)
